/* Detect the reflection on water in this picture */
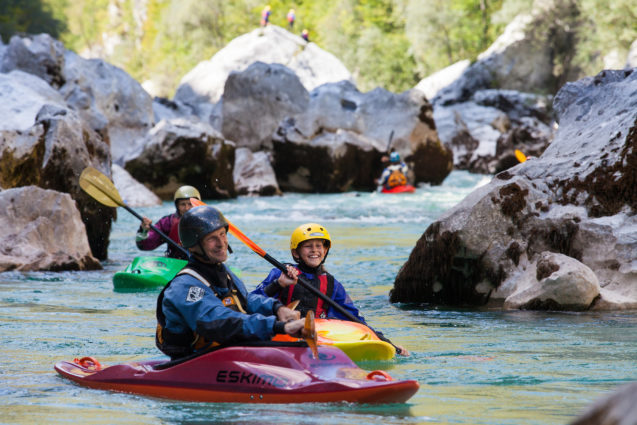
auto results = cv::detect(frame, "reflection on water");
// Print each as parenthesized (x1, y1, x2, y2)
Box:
(1, 171, 636, 424)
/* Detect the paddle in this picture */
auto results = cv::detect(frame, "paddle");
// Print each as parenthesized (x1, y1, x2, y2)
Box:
(189, 198, 364, 325)
(302, 310, 319, 359)
(515, 149, 527, 163)
(79, 166, 190, 258)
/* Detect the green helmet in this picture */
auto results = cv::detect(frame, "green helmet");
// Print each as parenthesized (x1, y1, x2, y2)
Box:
(174, 185, 201, 202)
(178, 205, 228, 249)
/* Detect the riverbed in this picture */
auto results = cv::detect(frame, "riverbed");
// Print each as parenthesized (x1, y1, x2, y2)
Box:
(1, 171, 635, 424)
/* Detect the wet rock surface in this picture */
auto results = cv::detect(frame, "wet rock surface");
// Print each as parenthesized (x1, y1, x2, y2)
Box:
(391, 69, 637, 311)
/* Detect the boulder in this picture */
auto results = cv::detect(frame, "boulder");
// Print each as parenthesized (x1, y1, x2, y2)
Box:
(222, 62, 309, 151)
(174, 25, 352, 106)
(434, 89, 554, 174)
(0, 71, 115, 260)
(60, 50, 155, 164)
(503, 252, 600, 310)
(434, 0, 580, 106)
(0, 186, 101, 271)
(112, 164, 161, 207)
(233, 148, 281, 196)
(124, 118, 236, 199)
(390, 69, 637, 311)
(272, 81, 452, 192)
(571, 382, 637, 425)
(414, 60, 470, 101)
(0, 34, 66, 88)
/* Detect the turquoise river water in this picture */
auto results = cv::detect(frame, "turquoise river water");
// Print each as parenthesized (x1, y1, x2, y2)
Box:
(1, 171, 635, 425)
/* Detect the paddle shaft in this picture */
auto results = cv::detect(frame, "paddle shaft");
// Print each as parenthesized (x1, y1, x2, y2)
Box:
(385, 130, 394, 153)
(122, 204, 190, 258)
(262, 253, 363, 324)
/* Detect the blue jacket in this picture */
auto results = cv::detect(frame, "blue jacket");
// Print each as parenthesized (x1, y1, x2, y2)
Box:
(161, 265, 283, 347)
(252, 267, 368, 324)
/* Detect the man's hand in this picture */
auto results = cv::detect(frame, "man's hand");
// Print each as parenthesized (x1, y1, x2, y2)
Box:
(283, 318, 305, 338)
(277, 265, 299, 288)
(141, 217, 152, 231)
(276, 306, 300, 322)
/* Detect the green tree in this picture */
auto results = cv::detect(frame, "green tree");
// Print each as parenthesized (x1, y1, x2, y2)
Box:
(0, 0, 67, 41)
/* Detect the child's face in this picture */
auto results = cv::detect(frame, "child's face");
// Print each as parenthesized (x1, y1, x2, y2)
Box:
(293, 239, 327, 268)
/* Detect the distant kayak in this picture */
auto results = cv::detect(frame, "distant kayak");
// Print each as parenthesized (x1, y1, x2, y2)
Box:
(273, 319, 396, 362)
(112, 256, 186, 291)
(381, 185, 415, 194)
(54, 342, 418, 404)
(113, 256, 242, 291)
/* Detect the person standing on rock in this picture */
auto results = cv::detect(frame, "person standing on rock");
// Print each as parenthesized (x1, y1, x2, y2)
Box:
(301, 28, 309, 42)
(136, 186, 201, 260)
(261, 5, 271, 27)
(287, 9, 295, 30)
(252, 222, 410, 356)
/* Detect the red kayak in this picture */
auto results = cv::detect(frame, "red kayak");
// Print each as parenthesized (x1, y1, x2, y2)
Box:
(381, 185, 415, 194)
(54, 342, 419, 404)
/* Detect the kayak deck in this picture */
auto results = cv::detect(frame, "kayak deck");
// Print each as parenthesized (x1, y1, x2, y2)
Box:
(54, 344, 418, 404)
(381, 185, 415, 194)
(273, 319, 396, 361)
(112, 256, 186, 291)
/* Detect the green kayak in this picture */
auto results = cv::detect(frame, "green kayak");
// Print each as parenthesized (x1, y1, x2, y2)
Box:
(112, 256, 187, 291)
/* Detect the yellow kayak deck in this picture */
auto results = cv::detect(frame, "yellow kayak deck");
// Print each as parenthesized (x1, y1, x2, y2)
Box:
(274, 319, 396, 362)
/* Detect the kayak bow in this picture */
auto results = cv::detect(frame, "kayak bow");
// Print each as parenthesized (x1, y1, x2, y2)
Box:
(273, 319, 396, 362)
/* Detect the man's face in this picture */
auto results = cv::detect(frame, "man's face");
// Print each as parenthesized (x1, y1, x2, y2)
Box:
(194, 227, 228, 264)
(176, 199, 193, 216)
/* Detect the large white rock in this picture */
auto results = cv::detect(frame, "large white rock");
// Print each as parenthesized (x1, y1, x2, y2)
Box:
(174, 25, 352, 105)
(60, 50, 154, 164)
(391, 69, 637, 311)
(0, 34, 66, 88)
(503, 252, 600, 310)
(0, 186, 100, 271)
(0, 70, 66, 131)
(112, 164, 161, 207)
(415, 60, 470, 100)
(233, 148, 281, 196)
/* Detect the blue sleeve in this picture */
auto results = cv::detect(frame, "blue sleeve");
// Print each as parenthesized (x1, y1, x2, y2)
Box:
(162, 274, 276, 344)
(251, 268, 283, 298)
(326, 278, 368, 325)
(228, 267, 282, 317)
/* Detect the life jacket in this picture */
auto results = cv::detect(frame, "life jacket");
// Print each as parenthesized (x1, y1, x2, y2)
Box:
(282, 267, 335, 319)
(155, 267, 246, 359)
(166, 215, 188, 260)
(386, 168, 407, 188)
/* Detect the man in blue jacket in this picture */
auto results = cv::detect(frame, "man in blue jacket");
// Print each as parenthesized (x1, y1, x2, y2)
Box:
(156, 205, 304, 360)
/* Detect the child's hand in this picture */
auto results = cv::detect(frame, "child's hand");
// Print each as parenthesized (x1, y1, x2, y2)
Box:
(277, 265, 299, 287)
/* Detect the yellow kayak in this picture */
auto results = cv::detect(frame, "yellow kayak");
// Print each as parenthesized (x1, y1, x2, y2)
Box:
(273, 319, 396, 362)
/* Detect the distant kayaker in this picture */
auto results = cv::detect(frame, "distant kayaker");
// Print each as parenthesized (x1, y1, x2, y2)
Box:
(377, 151, 409, 192)
(252, 223, 410, 356)
(156, 205, 305, 360)
(136, 185, 200, 260)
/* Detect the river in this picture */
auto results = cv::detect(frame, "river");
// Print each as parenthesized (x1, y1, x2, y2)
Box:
(1, 171, 635, 424)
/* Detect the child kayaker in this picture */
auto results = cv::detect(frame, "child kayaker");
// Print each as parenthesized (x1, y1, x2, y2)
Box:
(156, 205, 305, 360)
(136, 185, 200, 260)
(252, 223, 409, 356)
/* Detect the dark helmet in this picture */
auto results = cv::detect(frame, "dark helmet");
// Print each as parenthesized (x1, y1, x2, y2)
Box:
(178, 206, 229, 249)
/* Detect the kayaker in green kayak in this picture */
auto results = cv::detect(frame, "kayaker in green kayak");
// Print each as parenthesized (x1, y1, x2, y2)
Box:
(136, 185, 201, 260)
(252, 223, 410, 356)
(156, 205, 306, 360)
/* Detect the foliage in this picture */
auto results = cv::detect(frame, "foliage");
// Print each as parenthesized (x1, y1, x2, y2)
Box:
(1, 0, 634, 96)
(0, 0, 66, 41)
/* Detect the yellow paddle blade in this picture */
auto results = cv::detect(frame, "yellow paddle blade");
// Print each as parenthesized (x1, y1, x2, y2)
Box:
(514, 149, 527, 163)
(303, 310, 319, 359)
(287, 300, 300, 311)
(79, 166, 124, 207)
